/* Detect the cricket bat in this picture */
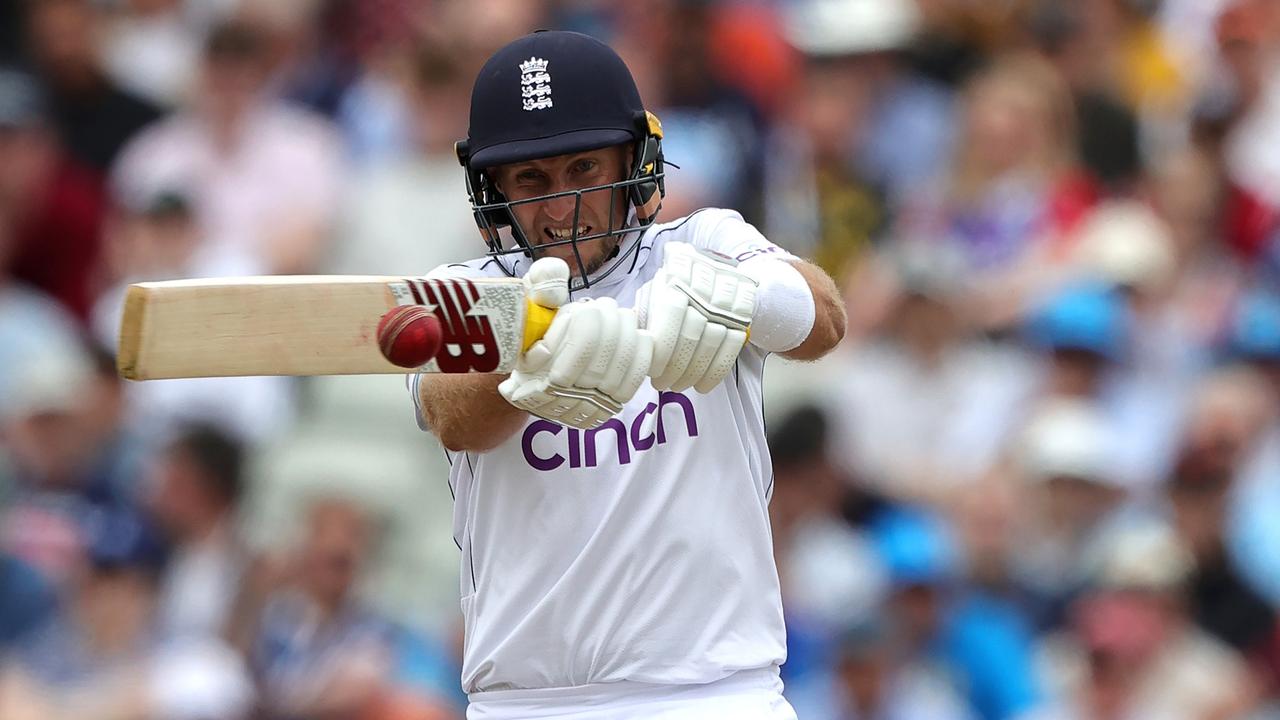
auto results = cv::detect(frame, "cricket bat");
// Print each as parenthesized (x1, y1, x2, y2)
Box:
(116, 275, 556, 380)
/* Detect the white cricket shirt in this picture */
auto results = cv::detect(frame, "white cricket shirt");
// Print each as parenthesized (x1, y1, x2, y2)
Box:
(411, 209, 796, 694)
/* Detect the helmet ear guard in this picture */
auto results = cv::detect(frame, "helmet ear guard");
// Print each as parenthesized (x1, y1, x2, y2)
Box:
(456, 139, 517, 251)
(630, 110, 665, 224)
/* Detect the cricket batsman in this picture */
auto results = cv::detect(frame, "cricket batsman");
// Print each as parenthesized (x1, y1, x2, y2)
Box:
(411, 30, 846, 719)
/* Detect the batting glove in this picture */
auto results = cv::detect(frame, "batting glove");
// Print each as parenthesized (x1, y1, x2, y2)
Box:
(499, 292, 652, 431)
(636, 242, 758, 393)
(522, 256, 571, 310)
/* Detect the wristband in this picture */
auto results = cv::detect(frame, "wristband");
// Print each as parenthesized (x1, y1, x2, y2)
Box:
(737, 258, 815, 353)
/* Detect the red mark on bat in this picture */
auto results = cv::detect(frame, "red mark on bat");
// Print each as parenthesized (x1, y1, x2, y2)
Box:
(415, 279, 501, 373)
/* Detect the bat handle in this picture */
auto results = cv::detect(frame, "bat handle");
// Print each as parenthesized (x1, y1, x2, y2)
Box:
(522, 300, 557, 352)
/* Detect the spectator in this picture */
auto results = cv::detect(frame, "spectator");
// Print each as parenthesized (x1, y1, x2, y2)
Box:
(1011, 398, 1131, 631)
(1065, 205, 1201, 489)
(767, 405, 888, 697)
(239, 0, 353, 119)
(897, 52, 1096, 332)
(1022, 281, 1184, 491)
(1037, 519, 1259, 719)
(333, 39, 480, 276)
(1167, 445, 1280, 678)
(77, 342, 151, 504)
(791, 613, 976, 720)
(100, 0, 207, 108)
(612, 0, 765, 219)
(0, 506, 254, 720)
(89, 188, 296, 445)
(25, 0, 163, 174)
(251, 497, 455, 719)
(0, 146, 97, 552)
(950, 467, 1030, 608)
(784, 0, 954, 206)
(0, 552, 57, 652)
(1217, 0, 1280, 210)
(0, 68, 106, 321)
(111, 18, 345, 278)
(823, 242, 1036, 504)
(148, 423, 249, 641)
(0, 132, 88, 401)
(873, 507, 1047, 720)
(1144, 145, 1251, 323)
(0, 341, 111, 586)
(1222, 292, 1280, 606)
(1184, 366, 1276, 472)
(766, 0, 943, 280)
(1031, 0, 1145, 195)
(1068, 200, 1199, 384)
(827, 619, 975, 720)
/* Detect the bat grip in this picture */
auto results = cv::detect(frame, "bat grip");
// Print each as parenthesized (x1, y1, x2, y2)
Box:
(522, 300, 557, 351)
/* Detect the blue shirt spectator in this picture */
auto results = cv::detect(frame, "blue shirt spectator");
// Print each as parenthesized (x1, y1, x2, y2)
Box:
(872, 507, 1046, 720)
(0, 552, 56, 651)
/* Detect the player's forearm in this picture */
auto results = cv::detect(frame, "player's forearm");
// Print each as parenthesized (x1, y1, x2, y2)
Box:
(778, 260, 846, 361)
(418, 373, 528, 452)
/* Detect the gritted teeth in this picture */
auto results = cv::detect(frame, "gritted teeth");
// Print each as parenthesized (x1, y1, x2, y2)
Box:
(544, 225, 591, 240)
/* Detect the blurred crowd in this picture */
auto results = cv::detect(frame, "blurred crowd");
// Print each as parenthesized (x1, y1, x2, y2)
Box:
(3, 0, 1280, 718)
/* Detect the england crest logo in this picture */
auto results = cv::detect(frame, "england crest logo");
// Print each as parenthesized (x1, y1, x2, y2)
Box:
(520, 57, 552, 111)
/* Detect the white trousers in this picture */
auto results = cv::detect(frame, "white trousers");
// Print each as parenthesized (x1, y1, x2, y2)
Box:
(466, 667, 798, 720)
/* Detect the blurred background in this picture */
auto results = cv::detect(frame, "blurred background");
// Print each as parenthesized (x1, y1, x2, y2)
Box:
(3, 0, 1280, 718)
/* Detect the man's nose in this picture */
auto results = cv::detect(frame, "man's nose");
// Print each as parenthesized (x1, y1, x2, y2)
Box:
(541, 184, 580, 224)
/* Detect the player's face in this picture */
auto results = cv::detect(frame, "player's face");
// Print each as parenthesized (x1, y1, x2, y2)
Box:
(493, 145, 631, 277)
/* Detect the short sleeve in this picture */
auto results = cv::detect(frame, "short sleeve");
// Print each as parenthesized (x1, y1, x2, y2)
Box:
(424, 260, 505, 280)
(683, 208, 801, 266)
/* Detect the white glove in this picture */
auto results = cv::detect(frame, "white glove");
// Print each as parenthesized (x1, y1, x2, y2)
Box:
(499, 287, 652, 430)
(636, 242, 757, 393)
(523, 256, 571, 309)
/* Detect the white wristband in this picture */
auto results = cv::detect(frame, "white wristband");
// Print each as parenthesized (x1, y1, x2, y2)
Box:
(737, 258, 814, 352)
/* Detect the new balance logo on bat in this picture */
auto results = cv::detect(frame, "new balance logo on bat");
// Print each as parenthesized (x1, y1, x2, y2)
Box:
(407, 278, 501, 373)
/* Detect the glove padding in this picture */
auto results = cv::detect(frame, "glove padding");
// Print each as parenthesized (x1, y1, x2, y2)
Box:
(499, 296, 652, 430)
(636, 242, 757, 393)
(523, 256, 571, 309)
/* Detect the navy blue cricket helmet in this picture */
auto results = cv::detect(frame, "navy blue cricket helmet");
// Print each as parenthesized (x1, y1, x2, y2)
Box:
(455, 30, 666, 289)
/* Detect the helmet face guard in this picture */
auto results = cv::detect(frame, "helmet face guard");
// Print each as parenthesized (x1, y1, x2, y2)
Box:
(457, 112, 666, 290)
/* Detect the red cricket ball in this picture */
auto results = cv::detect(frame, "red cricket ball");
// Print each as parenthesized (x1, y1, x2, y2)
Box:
(377, 305, 443, 369)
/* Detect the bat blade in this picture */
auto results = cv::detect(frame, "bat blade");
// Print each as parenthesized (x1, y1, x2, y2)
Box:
(117, 275, 545, 380)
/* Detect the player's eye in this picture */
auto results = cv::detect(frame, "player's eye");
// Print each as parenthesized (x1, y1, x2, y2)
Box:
(572, 159, 597, 175)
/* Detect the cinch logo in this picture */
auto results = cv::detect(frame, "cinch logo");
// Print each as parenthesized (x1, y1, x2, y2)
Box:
(521, 391, 698, 471)
(733, 245, 786, 263)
